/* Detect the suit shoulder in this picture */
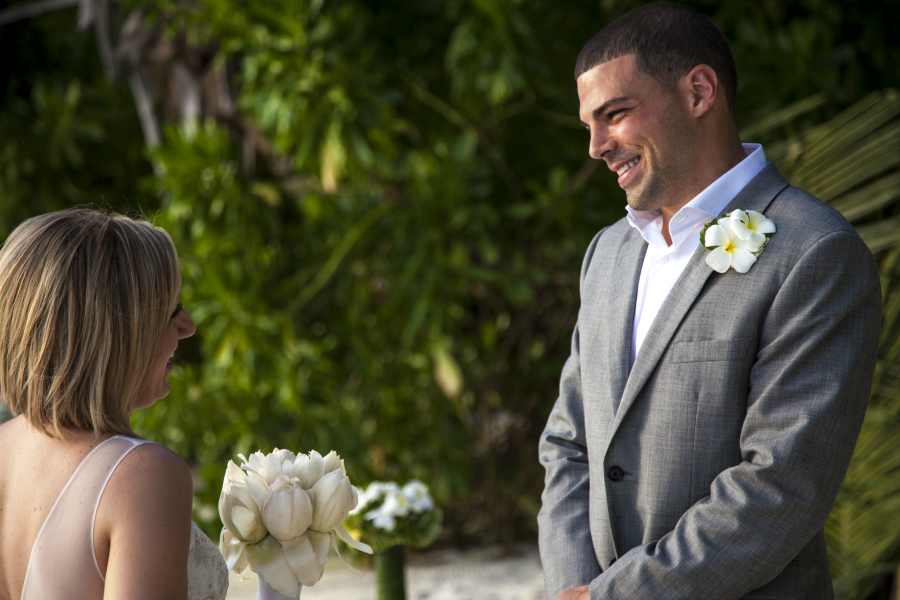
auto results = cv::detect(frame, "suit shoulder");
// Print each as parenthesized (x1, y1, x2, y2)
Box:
(761, 185, 878, 290)
(765, 185, 868, 256)
(584, 216, 634, 256)
(769, 185, 857, 238)
(580, 216, 633, 277)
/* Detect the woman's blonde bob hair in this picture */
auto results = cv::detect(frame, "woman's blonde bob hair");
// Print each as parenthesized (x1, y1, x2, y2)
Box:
(0, 208, 181, 437)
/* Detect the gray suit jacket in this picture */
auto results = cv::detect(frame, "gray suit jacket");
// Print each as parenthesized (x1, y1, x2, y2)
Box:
(538, 164, 881, 599)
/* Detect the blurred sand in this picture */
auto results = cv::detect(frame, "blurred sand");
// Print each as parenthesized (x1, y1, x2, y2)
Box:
(225, 544, 546, 600)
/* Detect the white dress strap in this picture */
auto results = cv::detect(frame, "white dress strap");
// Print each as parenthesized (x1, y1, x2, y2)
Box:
(20, 436, 154, 600)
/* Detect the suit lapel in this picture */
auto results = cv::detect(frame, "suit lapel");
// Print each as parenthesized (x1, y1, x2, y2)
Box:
(605, 163, 790, 446)
(606, 228, 647, 415)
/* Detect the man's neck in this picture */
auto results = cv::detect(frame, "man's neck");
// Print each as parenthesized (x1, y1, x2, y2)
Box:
(659, 141, 747, 245)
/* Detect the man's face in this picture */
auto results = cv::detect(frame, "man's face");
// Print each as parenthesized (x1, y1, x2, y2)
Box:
(577, 54, 697, 212)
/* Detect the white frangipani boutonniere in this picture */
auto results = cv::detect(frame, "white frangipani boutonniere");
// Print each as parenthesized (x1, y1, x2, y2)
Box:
(700, 209, 776, 274)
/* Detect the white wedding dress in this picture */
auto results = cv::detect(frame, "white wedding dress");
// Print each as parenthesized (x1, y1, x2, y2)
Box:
(20, 435, 228, 600)
(188, 523, 230, 600)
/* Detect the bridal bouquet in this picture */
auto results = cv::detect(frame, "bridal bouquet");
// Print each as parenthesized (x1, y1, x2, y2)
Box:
(219, 449, 372, 598)
(344, 480, 443, 553)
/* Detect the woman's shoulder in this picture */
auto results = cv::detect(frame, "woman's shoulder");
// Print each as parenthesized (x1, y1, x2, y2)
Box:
(110, 439, 193, 499)
(96, 439, 193, 598)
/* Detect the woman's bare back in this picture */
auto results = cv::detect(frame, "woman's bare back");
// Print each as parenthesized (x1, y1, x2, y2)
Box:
(0, 416, 117, 600)
(0, 415, 194, 600)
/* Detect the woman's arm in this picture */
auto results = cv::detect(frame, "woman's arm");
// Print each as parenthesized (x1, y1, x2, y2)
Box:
(98, 442, 193, 600)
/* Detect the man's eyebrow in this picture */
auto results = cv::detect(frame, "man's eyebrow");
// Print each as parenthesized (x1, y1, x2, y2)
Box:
(591, 96, 630, 120)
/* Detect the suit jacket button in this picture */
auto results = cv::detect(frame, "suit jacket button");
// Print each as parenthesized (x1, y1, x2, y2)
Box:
(607, 466, 624, 482)
(609, 558, 617, 567)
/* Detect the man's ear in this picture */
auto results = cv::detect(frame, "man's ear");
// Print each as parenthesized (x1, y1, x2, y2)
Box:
(681, 64, 718, 118)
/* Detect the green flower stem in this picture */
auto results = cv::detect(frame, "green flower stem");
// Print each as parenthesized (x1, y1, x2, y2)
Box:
(375, 545, 407, 600)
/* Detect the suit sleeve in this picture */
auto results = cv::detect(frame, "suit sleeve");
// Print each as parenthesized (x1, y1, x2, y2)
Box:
(538, 231, 605, 599)
(589, 230, 881, 598)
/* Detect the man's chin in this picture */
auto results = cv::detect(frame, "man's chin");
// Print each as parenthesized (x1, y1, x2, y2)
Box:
(625, 195, 658, 212)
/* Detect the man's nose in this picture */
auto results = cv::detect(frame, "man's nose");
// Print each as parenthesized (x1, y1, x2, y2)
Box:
(589, 128, 616, 160)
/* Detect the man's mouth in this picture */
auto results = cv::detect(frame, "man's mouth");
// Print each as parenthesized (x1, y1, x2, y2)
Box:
(615, 156, 641, 187)
(616, 157, 640, 176)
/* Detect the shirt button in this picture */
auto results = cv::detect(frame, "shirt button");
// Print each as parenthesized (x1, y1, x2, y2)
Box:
(607, 466, 624, 482)
(661, 256, 669, 264)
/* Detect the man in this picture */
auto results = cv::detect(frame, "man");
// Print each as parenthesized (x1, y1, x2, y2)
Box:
(537, 4, 881, 599)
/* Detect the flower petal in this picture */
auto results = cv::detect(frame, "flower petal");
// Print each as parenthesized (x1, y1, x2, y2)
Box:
(246, 535, 300, 598)
(263, 477, 312, 541)
(748, 211, 776, 234)
(744, 231, 766, 249)
(310, 471, 355, 532)
(704, 224, 729, 248)
(731, 248, 758, 273)
(322, 451, 342, 474)
(706, 247, 733, 273)
(281, 533, 323, 587)
(290, 453, 309, 481)
(305, 451, 325, 489)
(328, 530, 365, 578)
(729, 210, 753, 240)
(263, 452, 283, 486)
(237, 563, 253, 582)
(334, 523, 373, 554)
(245, 471, 269, 512)
(219, 528, 249, 572)
(229, 481, 252, 506)
(226, 460, 247, 482)
(219, 489, 238, 539)
(273, 448, 297, 463)
(232, 505, 265, 543)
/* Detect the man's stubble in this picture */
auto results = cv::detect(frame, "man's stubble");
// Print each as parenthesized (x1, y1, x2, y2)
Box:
(623, 94, 698, 213)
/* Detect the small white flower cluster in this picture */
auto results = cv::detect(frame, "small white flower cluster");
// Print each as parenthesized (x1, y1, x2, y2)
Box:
(351, 480, 435, 533)
(702, 209, 776, 274)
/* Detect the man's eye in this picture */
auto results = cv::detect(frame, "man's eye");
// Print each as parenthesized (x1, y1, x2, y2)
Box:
(171, 303, 183, 319)
(608, 109, 625, 121)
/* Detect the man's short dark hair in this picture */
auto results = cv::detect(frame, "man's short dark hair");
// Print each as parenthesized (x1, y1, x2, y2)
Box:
(575, 3, 737, 119)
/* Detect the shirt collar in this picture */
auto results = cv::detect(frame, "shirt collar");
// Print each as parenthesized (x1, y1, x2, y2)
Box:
(626, 144, 767, 246)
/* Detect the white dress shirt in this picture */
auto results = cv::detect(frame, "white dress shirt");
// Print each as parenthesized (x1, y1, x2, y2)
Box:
(627, 144, 767, 365)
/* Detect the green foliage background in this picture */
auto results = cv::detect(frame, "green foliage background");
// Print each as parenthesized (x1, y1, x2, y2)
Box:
(1, 0, 898, 594)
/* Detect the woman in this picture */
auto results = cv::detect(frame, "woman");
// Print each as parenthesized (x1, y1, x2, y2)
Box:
(0, 209, 197, 599)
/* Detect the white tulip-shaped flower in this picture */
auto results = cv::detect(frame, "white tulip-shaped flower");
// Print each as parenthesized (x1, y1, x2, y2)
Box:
(272, 447, 297, 464)
(219, 460, 269, 546)
(704, 218, 764, 274)
(263, 475, 313, 541)
(321, 450, 344, 475)
(729, 209, 776, 246)
(239, 450, 293, 486)
(291, 450, 326, 489)
(309, 469, 358, 533)
(238, 451, 266, 476)
(220, 526, 251, 575)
